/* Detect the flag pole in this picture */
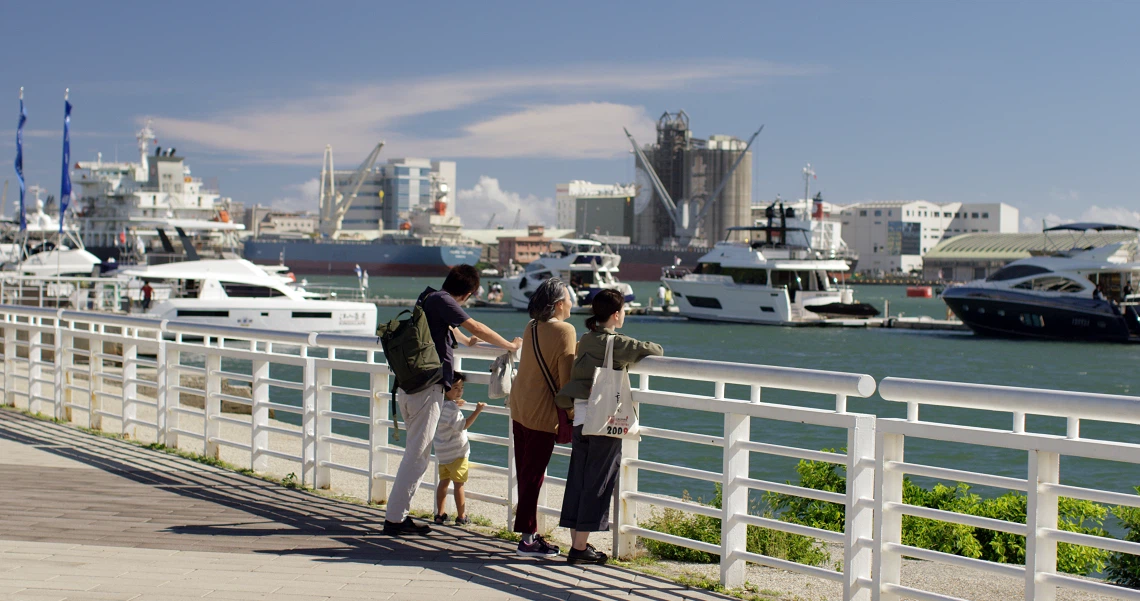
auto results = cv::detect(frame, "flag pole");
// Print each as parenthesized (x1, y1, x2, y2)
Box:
(56, 88, 70, 299)
(15, 87, 28, 270)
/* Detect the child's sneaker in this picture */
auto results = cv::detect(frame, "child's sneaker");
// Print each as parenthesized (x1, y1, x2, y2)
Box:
(455, 516, 470, 526)
(567, 543, 608, 566)
(434, 514, 448, 525)
(516, 534, 560, 558)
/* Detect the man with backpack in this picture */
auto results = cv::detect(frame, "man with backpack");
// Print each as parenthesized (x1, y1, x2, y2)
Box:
(383, 264, 522, 536)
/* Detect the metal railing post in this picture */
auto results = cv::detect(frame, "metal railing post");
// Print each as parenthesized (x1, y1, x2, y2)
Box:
(369, 370, 390, 504)
(873, 432, 906, 601)
(615, 373, 651, 559)
(314, 366, 332, 489)
(89, 327, 103, 430)
(844, 413, 876, 601)
(28, 325, 42, 414)
(204, 353, 222, 458)
(53, 314, 67, 422)
(156, 336, 169, 446)
(720, 403, 750, 586)
(121, 333, 138, 439)
(251, 357, 270, 471)
(301, 352, 316, 487)
(1026, 450, 1060, 601)
(3, 322, 14, 407)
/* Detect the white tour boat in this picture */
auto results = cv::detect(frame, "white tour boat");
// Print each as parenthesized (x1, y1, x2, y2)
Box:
(503, 238, 634, 311)
(663, 225, 874, 325)
(0, 193, 101, 277)
(116, 258, 377, 335)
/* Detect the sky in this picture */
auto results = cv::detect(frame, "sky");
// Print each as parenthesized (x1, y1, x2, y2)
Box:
(3, 1, 1139, 232)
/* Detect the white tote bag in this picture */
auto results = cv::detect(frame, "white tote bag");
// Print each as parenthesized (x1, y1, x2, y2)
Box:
(583, 334, 640, 439)
(487, 351, 515, 401)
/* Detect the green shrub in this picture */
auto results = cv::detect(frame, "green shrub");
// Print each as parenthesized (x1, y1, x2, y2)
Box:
(765, 453, 1111, 576)
(640, 485, 829, 567)
(1107, 488, 1140, 589)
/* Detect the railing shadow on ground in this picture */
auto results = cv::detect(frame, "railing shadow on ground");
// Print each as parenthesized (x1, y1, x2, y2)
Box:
(0, 409, 735, 601)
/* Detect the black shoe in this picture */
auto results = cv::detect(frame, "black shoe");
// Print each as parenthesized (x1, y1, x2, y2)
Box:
(454, 516, 470, 526)
(383, 517, 432, 536)
(434, 513, 448, 525)
(566, 543, 607, 566)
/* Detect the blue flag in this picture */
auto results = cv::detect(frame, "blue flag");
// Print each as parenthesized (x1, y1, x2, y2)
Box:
(59, 99, 72, 233)
(15, 95, 26, 231)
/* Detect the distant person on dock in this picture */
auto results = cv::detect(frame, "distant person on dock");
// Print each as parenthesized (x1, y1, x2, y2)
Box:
(558, 289, 663, 566)
(1094, 285, 1106, 301)
(384, 265, 521, 537)
(141, 282, 153, 312)
(509, 278, 576, 558)
(432, 372, 484, 526)
(476, 284, 485, 301)
(657, 284, 666, 308)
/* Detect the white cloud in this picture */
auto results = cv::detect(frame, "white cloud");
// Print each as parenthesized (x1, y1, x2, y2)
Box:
(144, 60, 820, 164)
(1019, 205, 1140, 232)
(268, 178, 320, 212)
(457, 177, 554, 228)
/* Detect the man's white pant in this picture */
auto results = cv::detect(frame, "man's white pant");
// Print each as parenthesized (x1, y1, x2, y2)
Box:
(386, 383, 443, 523)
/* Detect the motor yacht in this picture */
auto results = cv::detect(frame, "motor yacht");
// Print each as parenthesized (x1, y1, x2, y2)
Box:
(116, 258, 377, 335)
(662, 224, 874, 325)
(502, 238, 634, 311)
(0, 194, 101, 277)
(942, 228, 1140, 342)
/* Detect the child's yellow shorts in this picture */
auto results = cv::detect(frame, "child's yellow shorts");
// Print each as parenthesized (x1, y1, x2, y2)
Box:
(439, 457, 469, 483)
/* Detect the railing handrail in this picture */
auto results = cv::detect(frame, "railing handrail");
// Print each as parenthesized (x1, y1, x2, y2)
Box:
(880, 376, 1140, 425)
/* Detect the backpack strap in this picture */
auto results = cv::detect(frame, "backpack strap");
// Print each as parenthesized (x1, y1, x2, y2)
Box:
(530, 320, 559, 398)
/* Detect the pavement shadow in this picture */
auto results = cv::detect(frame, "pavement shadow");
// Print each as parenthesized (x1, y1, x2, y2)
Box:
(0, 409, 732, 601)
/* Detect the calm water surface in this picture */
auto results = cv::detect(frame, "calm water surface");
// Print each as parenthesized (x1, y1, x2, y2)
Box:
(223, 276, 1140, 505)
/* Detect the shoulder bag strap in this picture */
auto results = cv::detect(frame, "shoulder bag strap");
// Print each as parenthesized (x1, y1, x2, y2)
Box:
(530, 320, 558, 397)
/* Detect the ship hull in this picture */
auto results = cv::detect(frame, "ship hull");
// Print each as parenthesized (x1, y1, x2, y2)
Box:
(942, 287, 1140, 342)
(243, 239, 483, 276)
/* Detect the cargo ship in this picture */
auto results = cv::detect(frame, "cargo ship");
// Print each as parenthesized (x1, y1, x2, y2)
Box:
(242, 235, 482, 276)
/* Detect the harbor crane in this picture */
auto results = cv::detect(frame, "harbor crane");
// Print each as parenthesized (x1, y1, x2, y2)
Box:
(318, 142, 385, 238)
(511, 208, 522, 230)
(624, 125, 763, 246)
(484, 212, 496, 228)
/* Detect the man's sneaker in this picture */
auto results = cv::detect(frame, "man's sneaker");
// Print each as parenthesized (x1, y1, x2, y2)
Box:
(516, 534, 560, 558)
(455, 516, 470, 526)
(567, 543, 608, 566)
(383, 517, 432, 536)
(434, 514, 448, 525)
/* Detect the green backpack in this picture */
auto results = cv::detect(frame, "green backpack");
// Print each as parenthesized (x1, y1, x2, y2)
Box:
(375, 292, 443, 436)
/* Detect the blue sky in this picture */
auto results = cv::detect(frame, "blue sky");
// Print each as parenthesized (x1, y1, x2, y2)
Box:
(3, 1, 1139, 230)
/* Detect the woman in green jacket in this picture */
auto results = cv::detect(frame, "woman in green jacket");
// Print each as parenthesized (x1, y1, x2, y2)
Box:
(556, 289, 663, 565)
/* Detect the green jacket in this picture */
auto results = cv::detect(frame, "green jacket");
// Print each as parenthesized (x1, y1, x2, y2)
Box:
(556, 327, 663, 409)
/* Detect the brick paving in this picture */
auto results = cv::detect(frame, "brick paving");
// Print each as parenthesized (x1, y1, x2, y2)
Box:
(0, 410, 732, 601)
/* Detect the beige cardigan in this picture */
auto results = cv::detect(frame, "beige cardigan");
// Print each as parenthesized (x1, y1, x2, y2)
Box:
(508, 319, 576, 433)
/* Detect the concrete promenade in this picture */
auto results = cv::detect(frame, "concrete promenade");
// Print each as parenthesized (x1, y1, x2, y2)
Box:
(0, 410, 730, 601)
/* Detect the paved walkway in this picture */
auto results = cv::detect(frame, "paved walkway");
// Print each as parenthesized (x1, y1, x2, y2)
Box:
(0, 410, 733, 601)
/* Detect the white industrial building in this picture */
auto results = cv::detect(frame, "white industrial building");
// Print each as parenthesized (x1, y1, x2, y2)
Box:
(556, 181, 636, 231)
(836, 201, 1019, 274)
(337, 158, 457, 235)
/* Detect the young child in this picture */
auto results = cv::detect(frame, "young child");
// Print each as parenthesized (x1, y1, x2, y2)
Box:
(433, 372, 485, 525)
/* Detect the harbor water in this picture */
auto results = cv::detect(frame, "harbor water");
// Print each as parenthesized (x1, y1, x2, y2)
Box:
(213, 277, 1140, 508)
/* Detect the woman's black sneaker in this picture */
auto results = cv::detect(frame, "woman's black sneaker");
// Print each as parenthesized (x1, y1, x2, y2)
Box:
(517, 534, 560, 558)
(383, 517, 432, 536)
(567, 543, 608, 565)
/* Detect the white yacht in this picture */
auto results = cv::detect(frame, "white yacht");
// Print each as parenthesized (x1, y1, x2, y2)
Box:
(503, 239, 635, 311)
(0, 193, 101, 277)
(663, 225, 873, 325)
(116, 258, 377, 335)
(942, 224, 1140, 342)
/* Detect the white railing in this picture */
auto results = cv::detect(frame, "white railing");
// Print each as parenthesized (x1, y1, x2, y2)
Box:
(1, 303, 1139, 601)
(876, 378, 1140, 601)
(0, 275, 129, 312)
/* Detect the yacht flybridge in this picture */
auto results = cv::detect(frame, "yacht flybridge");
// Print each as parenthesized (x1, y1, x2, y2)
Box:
(503, 238, 634, 311)
(117, 258, 377, 335)
(942, 225, 1140, 342)
(662, 221, 876, 325)
(0, 193, 101, 277)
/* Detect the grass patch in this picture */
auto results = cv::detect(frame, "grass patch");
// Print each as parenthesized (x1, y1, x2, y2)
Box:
(492, 527, 522, 543)
(675, 573, 794, 601)
(469, 514, 493, 527)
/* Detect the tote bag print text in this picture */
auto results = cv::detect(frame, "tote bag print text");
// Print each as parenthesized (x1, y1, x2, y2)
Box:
(583, 335, 640, 439)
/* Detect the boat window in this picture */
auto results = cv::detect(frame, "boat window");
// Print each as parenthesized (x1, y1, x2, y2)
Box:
(720, 267, 767, 286)
(770, 270, 796, 289)
(987, 264, 1051, 281)
(815, 271, 831, 291)
(177, 310, 229, 317)
(292, 311, 332, 319)
(686, 296, 722, 309)
(1011, 276, 1086, 293)
(221, 283, 287, 297)
(694, 262, 722, 275)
